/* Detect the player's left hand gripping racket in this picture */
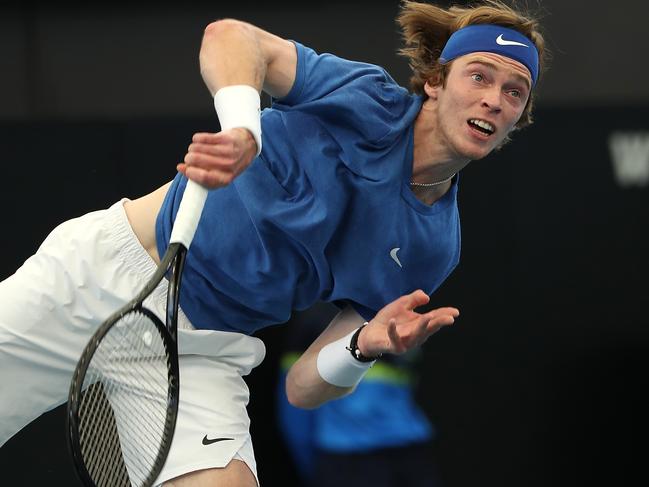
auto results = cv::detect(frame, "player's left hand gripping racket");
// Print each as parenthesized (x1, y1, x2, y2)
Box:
(67, 179, 208, 487)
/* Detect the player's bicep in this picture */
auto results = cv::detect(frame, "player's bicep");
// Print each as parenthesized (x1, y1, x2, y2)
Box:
(255, 28, 297, 99)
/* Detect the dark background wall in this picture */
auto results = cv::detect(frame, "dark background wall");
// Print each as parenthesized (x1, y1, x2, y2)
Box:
(1, 1, 647, 486)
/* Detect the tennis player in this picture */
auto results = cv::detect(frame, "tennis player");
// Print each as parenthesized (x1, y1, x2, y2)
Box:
(0, 1, 546, 485)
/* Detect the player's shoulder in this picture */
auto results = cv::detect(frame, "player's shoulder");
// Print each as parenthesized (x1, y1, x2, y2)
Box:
(294, 41, 398, 87)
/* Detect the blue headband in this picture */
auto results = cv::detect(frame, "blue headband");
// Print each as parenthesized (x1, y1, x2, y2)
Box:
(439, 24, 539, 86)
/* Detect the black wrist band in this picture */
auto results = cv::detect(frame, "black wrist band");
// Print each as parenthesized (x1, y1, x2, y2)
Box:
(346, 324, 382, 363)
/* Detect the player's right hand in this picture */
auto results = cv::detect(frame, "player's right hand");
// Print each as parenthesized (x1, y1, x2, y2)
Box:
(176, 128, 257, 189)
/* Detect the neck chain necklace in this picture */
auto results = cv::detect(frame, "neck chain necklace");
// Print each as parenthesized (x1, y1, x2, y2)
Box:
(410, 173, 456, 187)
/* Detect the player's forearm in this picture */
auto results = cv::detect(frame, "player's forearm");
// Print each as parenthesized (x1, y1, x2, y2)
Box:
(285, 306, 369, 409)
(199, 19, 267, 96)
(285, 352, 354, 409)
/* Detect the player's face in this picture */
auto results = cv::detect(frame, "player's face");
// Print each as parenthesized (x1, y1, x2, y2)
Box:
(428, 52, 532, 161)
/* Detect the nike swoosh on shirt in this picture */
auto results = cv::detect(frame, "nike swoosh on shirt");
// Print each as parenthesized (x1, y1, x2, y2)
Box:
(202, 435, 234, 446)
(496, 34, 529, 47)
(390, 248, 403, 268)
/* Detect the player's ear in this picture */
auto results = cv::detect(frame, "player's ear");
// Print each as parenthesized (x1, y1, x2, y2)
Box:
(424, 65, 446, 100)
(424, 79, 440, 100)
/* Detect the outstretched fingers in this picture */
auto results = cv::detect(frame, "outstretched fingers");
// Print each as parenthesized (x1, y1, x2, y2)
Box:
(424, 307, 459, 331)
(408, 308, 459, 345)
(400, 289, 431, 310)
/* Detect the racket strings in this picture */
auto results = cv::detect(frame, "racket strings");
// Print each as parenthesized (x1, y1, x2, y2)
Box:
(81, 386, 129, 486)
(77, 311, 173, 487)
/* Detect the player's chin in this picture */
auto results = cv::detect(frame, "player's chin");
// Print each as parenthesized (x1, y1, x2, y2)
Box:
(461, 138, 503, 160)
(457, 145, 491, 161)
(461, 129, 511, 159)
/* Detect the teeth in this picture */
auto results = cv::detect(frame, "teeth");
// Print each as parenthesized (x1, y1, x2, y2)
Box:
(470, 119, 495, 133)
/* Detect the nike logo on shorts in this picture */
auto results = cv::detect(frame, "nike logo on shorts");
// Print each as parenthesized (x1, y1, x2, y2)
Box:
(202, 435, 234, 446)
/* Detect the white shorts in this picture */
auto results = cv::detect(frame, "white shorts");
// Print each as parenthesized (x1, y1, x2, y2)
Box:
(0, 200, 266, 485)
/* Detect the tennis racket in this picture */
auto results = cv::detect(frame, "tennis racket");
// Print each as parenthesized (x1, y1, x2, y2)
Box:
(67, 180, 208, 487)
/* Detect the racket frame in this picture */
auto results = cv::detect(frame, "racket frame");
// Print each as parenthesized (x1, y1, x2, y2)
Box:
(67, 243, 185, 487)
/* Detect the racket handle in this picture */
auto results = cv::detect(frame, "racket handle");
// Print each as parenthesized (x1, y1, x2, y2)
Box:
(170, 180, 209, 247)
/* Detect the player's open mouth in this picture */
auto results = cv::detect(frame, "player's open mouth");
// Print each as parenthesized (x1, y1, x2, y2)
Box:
(467, 118, 495, 136)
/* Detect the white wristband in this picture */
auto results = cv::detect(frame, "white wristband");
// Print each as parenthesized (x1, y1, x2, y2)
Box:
(213, 85, 262, 156)
(316, 328, 376, 388)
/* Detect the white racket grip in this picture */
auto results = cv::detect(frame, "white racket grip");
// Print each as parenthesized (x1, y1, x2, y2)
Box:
(169, 180, 209, 248)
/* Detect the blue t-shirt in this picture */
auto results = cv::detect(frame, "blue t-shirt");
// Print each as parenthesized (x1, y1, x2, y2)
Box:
(156, 42, 461, 334)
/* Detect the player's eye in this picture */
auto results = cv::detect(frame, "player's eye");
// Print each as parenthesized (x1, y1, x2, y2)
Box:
(471, 73, 484, 82)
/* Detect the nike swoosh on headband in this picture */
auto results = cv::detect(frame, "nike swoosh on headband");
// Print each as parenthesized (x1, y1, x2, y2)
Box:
(495, 34, 529, 47)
